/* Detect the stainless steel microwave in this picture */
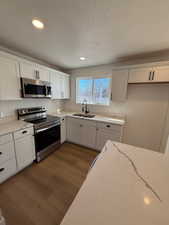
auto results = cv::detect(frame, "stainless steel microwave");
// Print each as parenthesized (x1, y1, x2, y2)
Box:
(21, 78, 52, 98)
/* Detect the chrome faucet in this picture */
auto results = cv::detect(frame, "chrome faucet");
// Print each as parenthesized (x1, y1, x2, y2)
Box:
(82, 99, 90, 114)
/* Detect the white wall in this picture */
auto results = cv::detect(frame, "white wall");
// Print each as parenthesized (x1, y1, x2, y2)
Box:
(0, 99, 64, 119)
(64, 65, 169, 152)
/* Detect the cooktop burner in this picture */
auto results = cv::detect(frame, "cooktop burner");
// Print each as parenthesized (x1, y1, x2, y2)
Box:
(25, 115, 59, 124)
(17, 107, 60, 130)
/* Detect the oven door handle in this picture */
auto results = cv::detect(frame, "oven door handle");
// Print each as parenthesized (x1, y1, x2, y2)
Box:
(35, 123, 60, 134)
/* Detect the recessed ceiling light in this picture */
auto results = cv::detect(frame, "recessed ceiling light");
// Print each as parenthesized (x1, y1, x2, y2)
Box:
(80, 57, 86, 61)
(32, 19, 44, 29)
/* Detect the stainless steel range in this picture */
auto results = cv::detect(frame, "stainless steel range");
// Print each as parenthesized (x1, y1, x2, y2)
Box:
(17, 107, 61, 162)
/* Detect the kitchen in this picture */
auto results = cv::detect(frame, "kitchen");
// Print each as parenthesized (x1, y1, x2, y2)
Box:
(1, 1, 169, 225)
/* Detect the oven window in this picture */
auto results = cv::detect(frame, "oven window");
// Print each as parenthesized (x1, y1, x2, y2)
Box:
(24, 84, 46, 95)
(35, 125, 60, 152)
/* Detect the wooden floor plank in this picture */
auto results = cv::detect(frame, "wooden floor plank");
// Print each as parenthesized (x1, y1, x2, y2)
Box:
(0, 143, 98, 225)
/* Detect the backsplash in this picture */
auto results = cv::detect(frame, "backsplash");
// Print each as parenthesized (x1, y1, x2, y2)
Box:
(0, 99, 64, 119)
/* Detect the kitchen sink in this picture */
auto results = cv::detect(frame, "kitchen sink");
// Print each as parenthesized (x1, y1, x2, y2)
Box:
(73, 113, 95, 118)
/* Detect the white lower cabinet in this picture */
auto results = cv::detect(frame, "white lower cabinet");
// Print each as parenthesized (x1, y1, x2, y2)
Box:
(67, 118, 83, 144)
(0, 159, 17, 184)
(82, 125, 96, 149)
(95, 128, 121, 151)
(66, 117, 123, 151)
(14, 127, 35, 171)
(0, 134, 17, 184)
(0, 142, 15, 165)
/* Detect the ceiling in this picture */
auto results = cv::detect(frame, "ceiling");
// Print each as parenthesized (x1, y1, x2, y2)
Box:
(1, 0, 169, 69)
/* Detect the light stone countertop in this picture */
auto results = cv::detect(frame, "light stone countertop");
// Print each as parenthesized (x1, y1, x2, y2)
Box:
(0, 119, 33, 136)
(50, 111, 125, 126)
(60, 140, 169, 225)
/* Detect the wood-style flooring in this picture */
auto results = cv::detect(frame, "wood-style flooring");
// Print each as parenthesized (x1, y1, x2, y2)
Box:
(0, 143, 98, 225)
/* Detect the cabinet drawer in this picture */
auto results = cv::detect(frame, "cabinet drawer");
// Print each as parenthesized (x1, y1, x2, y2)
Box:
(0, 142, 15, 165)
(0, 159, 17, 184)
(0, 133, 13, 145)
(14, 127, 34, 140)
(96, 122, 122, 132)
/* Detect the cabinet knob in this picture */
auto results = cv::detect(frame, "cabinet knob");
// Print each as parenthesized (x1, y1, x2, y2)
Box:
(0, 152, 2, 155)
(80, 124, 83, 127)
(106, 125, 111, 128)
(0, 168, 4, 172)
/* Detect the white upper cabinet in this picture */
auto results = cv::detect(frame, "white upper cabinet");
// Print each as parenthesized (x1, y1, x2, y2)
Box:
(0, 55, 21, 100)
(19, 61, 50, 82)
(60, 73, 70, 99)
(128, 65, 169, 83)
(153, 66, 169, 82)
(128, 67, 153, 83)
(50, 70, 62, 99)
(111, 69, 129, 102)
(19, 61, 37, 79)
(50, 70, 70, 99)
(36, 65, 50, 82)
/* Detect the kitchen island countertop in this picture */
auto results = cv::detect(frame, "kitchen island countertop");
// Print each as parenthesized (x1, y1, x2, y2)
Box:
(60, 140, 169, 225)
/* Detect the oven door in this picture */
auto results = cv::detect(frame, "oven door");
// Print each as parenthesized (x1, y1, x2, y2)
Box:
(34, 122, 61, 162)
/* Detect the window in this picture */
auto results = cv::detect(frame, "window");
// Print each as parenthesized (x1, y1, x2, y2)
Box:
(76, 77, 111, 105)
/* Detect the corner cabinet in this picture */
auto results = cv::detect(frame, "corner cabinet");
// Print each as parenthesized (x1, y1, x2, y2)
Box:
(128, 65, 169, 83)
(50, 70, 70, 99)
(111, 69, 129, 102)
(0, 55, 21, 100)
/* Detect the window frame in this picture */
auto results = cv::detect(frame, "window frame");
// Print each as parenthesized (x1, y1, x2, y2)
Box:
(76, 75, 112, 106)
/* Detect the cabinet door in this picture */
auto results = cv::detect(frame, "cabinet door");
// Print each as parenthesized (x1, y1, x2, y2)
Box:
(64, 75, 70, 99)
(153, 66, 169, 82)
(67, 119, 82, 144)
(59, 72, 70, 99)
(0, 159, 17, 184)
(0, 142, 15, 165)
(50, 71, 62, 99)
(15, 135, 35, 170)
(37, 65, 50, 82)
(112, 69, 128, 102)
(19, 61, 36, 79)
(0, 56, 21, 100)
(96, 129, 121, 151)
(82, 125, 96, 149)
(128, 67, 153, 83)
